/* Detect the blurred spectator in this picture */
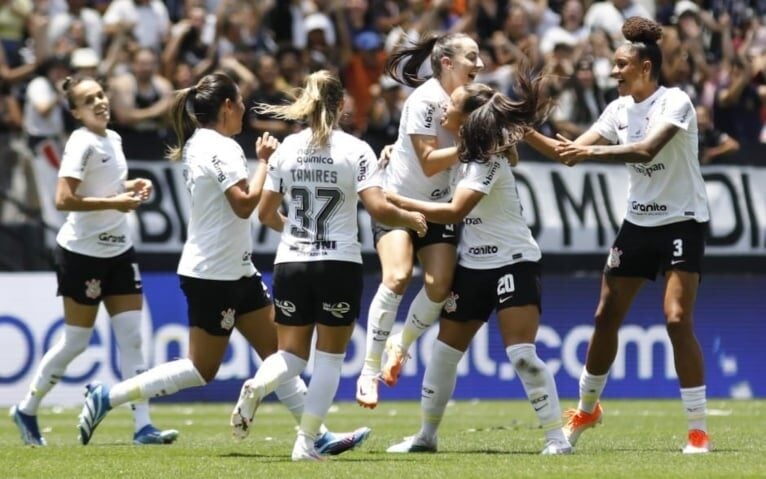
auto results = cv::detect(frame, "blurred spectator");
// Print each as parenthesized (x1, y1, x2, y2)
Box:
(0, 78, 22, 220)
(501, 3, 541, 67)
(714, 56, 766, 148)
(161, 0, 215, 79)
(540, 0, 589, 56)
(363, 74, 402, 155)
(342, 31, 387, 133)
(23, 56, 68, 151)
(475, 41, 514, 95)
(550, 57, 609, 139)
(696, 104, 740, 165)
(584, 0, 651, 43)
(0, 0, 32, 67)
(275, 46, 307, 91)
(103, 0, 170, 52)
(47, 0, 103, 57)
(108, 48, 173, 159)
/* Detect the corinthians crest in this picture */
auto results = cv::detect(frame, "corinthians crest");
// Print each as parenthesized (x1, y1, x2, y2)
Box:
(443, 292, 458, 313)
(220, 308, 236, 330)
(606, 247, 623, 269)
(84, 279, 102, 299)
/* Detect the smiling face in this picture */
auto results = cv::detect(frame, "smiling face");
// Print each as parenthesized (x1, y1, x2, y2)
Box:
(611, 44, 651, 98)
(70, 79, 110, 135)
(440, 36, 484, 94)
(441, 86, 469, 134)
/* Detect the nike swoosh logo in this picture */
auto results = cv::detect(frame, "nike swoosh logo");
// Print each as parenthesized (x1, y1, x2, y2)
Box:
(671, 260, 686, 265)
(499, 296, 513, 304)
(534, 404, 547, 411)
(618, 124, 627, 130)
(442, 234, 455, 239)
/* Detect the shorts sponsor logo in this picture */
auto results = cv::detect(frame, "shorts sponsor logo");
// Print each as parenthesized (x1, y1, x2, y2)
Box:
(464, 217, 482, 225)
(275, 299, 296, 317)
(84, 279, 101, 300)
(606, 247, 623, 269)
(220, 308, 236, 331)
(323, 301, 351, 319)
(443, 292, 458, 313)
(468, 245, 498, 255)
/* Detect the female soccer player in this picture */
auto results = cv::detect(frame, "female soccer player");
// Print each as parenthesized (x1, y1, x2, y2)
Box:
(384, 77, 572, 455)
(229, 70, 427, 461)
(526, 17, 711, 454)
(11, 75, 177, 446)
(77, 73, 371, 455)
(356, 32, 484, 409)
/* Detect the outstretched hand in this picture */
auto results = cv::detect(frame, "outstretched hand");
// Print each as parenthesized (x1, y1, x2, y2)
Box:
(553, 134, 588, 166)
(255, 132, 280, 162)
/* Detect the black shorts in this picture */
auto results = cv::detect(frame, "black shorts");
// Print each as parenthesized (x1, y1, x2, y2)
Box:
(605, 220, 706, 280)
(371, 218, 458, 252)
(442, 261, 542, 322)
(179, 273, 272, 337)
(55, 246, 142, 305)
(272, 261, 363, 327)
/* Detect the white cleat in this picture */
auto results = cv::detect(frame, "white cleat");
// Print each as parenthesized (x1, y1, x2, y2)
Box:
(356, 374, 380, 409)
(292, 432, 325, 462)
(386, 434, 437, 453)
(230, 380, 262, 440)
(540, 438, 573, 455)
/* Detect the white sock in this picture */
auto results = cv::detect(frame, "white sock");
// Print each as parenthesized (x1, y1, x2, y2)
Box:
(249, 351, 307, 399)
(300, 350, 344, 438)
(111, 310, 151, 432)
(275, 376, 308, 424)
(419, 340, 463, 440)
(680, 385, 707, 433)
(400, 287, 445, 350)
(362, 284, 403, 376)
(19, 324, 92, 415)
(577, 368, 609, 414)
(109, 358, 206, 407)
(507, 344, 566, 442)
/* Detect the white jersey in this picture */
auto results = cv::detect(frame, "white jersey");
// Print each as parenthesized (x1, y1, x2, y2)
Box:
(590, 86, 709, 227)
(176, 128, 256, 280)
(455, 156, 541, 269)
(56, 128, 132, 257)
(384, 77, 455, 203)
(265, 129, 382, 264)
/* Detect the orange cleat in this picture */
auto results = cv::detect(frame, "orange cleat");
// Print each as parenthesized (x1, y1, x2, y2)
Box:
(563, 403, 603, 446)
(381, 334, 409, 387)
(682, 429, 711, 454)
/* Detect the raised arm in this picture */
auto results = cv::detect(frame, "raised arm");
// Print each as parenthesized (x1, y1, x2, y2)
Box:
(224, 133, 279, 219)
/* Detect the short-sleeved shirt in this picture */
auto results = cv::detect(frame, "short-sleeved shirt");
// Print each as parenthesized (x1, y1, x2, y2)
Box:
(56, 128, 132, 258)
(384, 77, 455, 203)
(176, 128, 257, 280)
(590, 86, 709, 227)
(455, 155, 541, 269)
(264, 128, 382, 264)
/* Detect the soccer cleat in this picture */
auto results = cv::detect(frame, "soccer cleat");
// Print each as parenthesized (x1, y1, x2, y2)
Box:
(356, 374, 380, 409)
(540, 438, 573, 455)
(563, 403, 603, 446)
(315, 427, 372, 456)
(230, 380, 262, 440)
(78, 382, 112, 445)
(10, 405, 46, 446)
(133, 424, 180, 445)
(292, 432, 325, 462)
(386, 434, 437, 453)
(682, 429, 711, 454)
(381, 333, 410, 387)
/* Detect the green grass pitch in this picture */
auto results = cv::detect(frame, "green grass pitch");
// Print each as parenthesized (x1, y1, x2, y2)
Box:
(4, 399, 764, 478)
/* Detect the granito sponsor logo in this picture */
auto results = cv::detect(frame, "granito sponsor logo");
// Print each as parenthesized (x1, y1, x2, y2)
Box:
(98, 233, 127, 244)
(631, 201, 668, 213)
(482, 161, 500, 185)
(632, 162, 666, 178)
(211, 156, 226, 182)
(430, 186, 450, 199)
(468, 245, 499, 255)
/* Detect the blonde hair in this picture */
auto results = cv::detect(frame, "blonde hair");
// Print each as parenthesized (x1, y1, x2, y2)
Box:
(253, 70, 344, 147)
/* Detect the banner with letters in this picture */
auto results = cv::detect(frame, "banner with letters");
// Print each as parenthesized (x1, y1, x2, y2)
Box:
(1, 272, 762, 406)
(122, 161, 766, 257)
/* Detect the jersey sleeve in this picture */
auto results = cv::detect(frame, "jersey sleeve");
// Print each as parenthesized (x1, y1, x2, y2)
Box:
(456, 159, 499, 195)
(59, 130, 91, 180)
(589, 100, 621, 144)
(263, 143, 284, 194)
(206, 141, 248, 193)
(405, 96, 443, 137)
(355, 143, 383, 193)
(656, 90, 694, 131)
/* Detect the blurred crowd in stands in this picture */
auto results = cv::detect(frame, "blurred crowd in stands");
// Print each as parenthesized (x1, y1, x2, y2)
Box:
(1, 0, 765, 225)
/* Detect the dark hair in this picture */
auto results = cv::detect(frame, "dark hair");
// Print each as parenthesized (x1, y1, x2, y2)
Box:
(385, 33, 473, 87)
(253, 70, 344, 147)
(167, 72, 239, 161)
(459, 66, 550, 164)
(62, 74, 104, 110)
(621, 16, 663, 80)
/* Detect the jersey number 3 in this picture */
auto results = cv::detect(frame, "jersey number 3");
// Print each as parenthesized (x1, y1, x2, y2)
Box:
(290, 187, 344, 241)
